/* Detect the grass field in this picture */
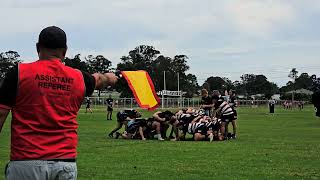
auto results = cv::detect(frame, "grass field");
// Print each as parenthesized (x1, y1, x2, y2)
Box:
(1, 106, 320, 180)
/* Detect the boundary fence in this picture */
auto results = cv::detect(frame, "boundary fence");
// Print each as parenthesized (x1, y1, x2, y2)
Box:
(84, 97, 307, 109)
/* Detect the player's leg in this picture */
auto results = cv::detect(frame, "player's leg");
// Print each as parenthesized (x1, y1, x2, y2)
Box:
(138, 127, 146, 140)
(194, 133, 206, 141)
(108, 122, 123, 137)
(152, 121, 164, 140)
(168, 127, 174, 139)
(220, 121, 227, 140)
(121, 132, 133, 139)
(231, 110, 237, 139)
(161, 123, 169, 139)
(231, 120, 237, 139)
(170, 120, 180, 141)
(107, 111, 111, 120)
(109, 109, 113, 120)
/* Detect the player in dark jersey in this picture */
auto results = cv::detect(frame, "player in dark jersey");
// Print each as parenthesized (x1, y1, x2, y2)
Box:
(228, 90, 238, 139)
(106, 94, 114, 120)
(144, 117, 164, 141)
(153, 110, 178, 140)
(121, 118, 147, 140)
(85, 97, 93, 113)
(200, 89, 214, 117)
(108, 109, 141, 138)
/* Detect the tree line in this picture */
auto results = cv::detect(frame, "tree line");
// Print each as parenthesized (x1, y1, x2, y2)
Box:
(1, 47, 319, 100)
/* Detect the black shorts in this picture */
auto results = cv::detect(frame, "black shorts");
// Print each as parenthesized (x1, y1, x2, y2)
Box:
(127, 126, 138, 134)
(86, 104, 91, 109)
(233, 109, 237, 120)
(194, 124, 207, 135)
(220, 114, 235, 123)
(107, 106, 113, 111)
(208, 124, 220, 132)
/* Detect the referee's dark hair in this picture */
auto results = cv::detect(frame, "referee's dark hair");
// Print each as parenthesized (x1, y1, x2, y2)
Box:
(37, 26, 67, 49)
(36, 26, 67, 59)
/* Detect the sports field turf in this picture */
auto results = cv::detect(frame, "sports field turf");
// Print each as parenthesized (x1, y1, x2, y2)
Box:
(1, 106, 320, 180)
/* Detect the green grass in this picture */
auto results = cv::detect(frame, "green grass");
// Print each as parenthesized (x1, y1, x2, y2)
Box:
(1, 106, 320, 180)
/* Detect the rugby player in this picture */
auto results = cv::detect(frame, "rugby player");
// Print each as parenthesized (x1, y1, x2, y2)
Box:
(228, 90, 238, 139)
(312, 89, 320, 117)
(121, 118, 147, 140)
(85, 97, 93, 113)
(200, 89, 214, 116)
(187, 115, 214, 141)
(175, 108, 205, 140)
(212, 90, 234, 140)
(142, 117, 163, 140)
(153, 110, 178, 140)
(108, 109, 141, 138)
(106, 94, 113, 120)
(208, 117, 224, 141)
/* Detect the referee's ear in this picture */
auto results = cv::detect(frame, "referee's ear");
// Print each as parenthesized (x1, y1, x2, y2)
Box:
(62, 46, 67, 59)
(36, 43, 40, 54)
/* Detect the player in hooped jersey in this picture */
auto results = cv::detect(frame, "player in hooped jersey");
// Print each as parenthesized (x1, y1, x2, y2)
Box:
(212, 90, 234, 140)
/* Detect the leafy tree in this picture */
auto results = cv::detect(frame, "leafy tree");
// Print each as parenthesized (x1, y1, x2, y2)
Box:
(63, 54, 88, 72)
(203, 76, 233, 94)
(232, 80, 245, 95)
(117, 45, 161, 97)
(116, 45, 199, 98)
(0, 51, 21, 80)
(288, 68, 298, 82)
(281, 69, 316, 101)
(183, 74, 200, 97)
(240, 74, 278, 98)
(288, 68, 298, 101)
(294, 73, 313, 90)
(85, 55, 112, 74)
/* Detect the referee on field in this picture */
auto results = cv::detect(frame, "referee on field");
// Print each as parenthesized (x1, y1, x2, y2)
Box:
(0, 26, 118, 180)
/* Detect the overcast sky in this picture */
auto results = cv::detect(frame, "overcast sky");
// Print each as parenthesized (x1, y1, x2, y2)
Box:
(1, 0, 320, 86)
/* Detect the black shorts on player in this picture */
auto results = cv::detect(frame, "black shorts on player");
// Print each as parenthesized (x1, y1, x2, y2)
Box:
(220, 114, 235, 123)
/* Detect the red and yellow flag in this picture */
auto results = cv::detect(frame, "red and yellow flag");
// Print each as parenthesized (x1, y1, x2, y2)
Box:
(121, 71, 160, 110)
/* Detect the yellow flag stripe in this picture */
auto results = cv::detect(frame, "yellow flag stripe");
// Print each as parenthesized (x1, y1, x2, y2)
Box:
(121, 71, 159, 110)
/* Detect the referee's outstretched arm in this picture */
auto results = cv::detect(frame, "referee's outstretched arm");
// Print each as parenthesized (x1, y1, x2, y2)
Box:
(93, 73, 118, 90)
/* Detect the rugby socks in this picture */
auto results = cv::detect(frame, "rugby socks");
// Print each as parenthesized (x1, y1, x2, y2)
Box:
(157, 134, 164, 140)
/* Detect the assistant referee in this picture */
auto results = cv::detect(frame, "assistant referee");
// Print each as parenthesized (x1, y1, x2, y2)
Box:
(0, 26, 118, 180)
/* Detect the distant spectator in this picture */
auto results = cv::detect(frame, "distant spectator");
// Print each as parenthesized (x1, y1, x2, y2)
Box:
(106, 94, 113, 120)
(269, 99, 276, 114)
(85, 97, 93, 113)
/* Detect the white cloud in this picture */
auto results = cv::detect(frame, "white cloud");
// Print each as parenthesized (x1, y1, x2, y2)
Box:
(208, 47, 253, 56)
(224, 0, 296, 37)
(1, 0, 320, 86)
